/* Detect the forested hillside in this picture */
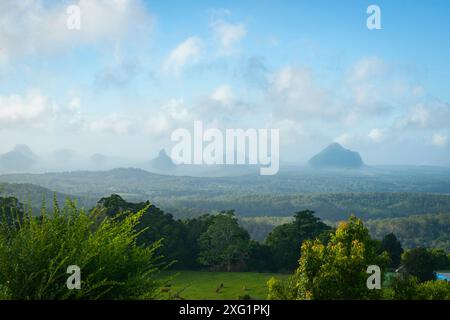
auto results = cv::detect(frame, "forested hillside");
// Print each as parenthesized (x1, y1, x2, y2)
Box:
(2, 166, 450, 198)
(0, 182, 97, 213)
(155, 192, 450, 220)
(366, 213, 450, 252)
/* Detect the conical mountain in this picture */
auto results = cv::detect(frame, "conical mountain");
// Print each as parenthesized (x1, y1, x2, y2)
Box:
(309, 142, 364, 168)
(0, 144, 38, 171)
(150, 149, 175, 170)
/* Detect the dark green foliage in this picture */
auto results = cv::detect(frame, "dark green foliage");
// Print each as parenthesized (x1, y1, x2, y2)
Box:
(0, 197, 163, 300)
(0, 196, 24, 226)
(265, 210, 331, 271)
(401, 248, 437, 282)
(181, 214, 216, 269)
(197, 211, 251, 272)
(246, 241, 274, 272)
(430, 249, 450, 270)
(378, 233, 404, 269)
(387, 274, 420, 300)
(96, 194, 188, 269)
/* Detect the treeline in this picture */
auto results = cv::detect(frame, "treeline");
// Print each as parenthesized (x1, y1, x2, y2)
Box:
(50, 194, 450, 272)
(94, 195, 334, 272)
(242, 213, 450, 252)
(0, 194, 335, 273)
(4, 193, 448, 274)
(154, 192, 450, 220)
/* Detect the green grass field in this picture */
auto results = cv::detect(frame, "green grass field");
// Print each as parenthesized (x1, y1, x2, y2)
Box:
(158, 271, 288, 300)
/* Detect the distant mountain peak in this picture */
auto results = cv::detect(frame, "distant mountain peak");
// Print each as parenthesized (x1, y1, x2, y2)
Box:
(309, 143, 364, 168)
(13, 144, 38, 160)
(150, 149, 175, 170)
(0, 144, 38, 172)
(159, 149, 169, 157)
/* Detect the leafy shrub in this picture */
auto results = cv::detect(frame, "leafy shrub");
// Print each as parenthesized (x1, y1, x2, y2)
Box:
(384, 274, 419, 300)
(416, 280, 450, 300)
(268, 216, 389, 300)
(0, 199, 164, 300)
(384, 273, 450, 300)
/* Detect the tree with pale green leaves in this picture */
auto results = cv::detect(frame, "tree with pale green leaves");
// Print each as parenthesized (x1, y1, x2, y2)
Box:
(268, 215, 389, 300)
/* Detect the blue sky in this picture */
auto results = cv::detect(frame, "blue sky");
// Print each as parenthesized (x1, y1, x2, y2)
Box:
(0, 0, 450, 165)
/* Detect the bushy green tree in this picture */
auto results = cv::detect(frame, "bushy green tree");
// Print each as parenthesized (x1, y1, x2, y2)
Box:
(246, 240, 274, 272)
(416, 280, 450, 300)
(265, 210, 331, 271)
(430, 249, 450, 270)
(401, 248, 437, 282)
(268, 216, 389, 300)
(96, 194, 187, 268)
(385, 273, 450, 300)
(0, 199, 163, 300)
(197, 211, 250, 271)
(181, 214, 216, 269)
(385, 274, 419, 300)
(378, 233, 403, 269)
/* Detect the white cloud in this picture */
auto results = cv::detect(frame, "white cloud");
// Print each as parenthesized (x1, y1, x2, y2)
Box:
(0, 0, 153, 64)
(163, 37, 203, 75)
(432, 133, 447, 147)
(88, 113, 133, 135)
(68, 97, 81, 112)
(368, 128, 387, 143)
(211, 19, 247, 54)
(145, 98, 192, 135)
(334, 133, 353, 147)
(345, 57, 396, 113)
(0, 91, 56, 129)
(210, 85, 234, 105)
(348, 57, 387, 82)
(268, 66, 338, 120)
(194, 85, 252, 124)
(397, 101, 450, 129)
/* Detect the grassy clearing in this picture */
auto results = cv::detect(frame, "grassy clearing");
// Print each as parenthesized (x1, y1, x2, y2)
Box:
(158, 271, 288, 300)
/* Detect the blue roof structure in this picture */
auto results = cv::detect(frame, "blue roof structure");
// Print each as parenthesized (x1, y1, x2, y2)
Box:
(436, 273, 450, 281)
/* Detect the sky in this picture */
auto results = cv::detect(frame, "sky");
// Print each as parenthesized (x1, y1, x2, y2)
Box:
(0, 0, 450, 166)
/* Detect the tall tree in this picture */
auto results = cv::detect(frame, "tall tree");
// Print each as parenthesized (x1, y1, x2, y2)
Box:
(197, 211, 250, 271)
(401, 248, 437, 282)
(96, 194, 188, 268)
(378, 233, 403, 269)
(265, 210, 331, 271)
